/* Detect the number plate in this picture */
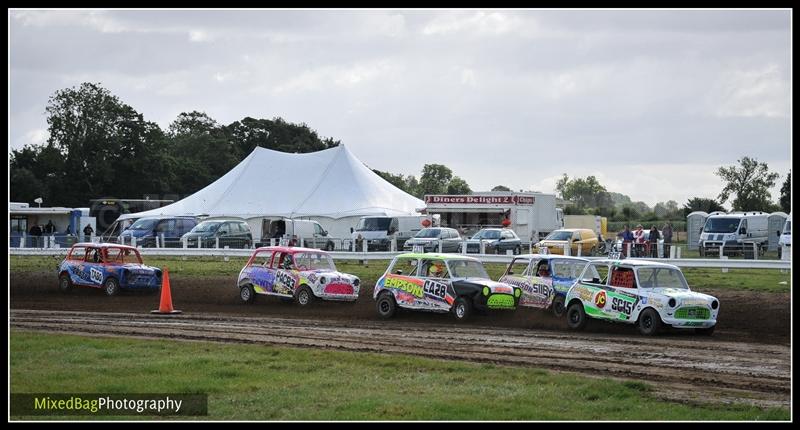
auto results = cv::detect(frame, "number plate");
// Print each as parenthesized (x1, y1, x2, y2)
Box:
(412, 245, 424, 253)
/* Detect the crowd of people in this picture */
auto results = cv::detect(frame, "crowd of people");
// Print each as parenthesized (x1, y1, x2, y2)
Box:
(615, 222, 673, 258)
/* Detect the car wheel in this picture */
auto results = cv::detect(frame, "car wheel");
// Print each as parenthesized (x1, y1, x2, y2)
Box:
(376, 292, 397, 319)
(325, 241, 335, 252)
(637, 308, 662, 336)
(58, 273, 73, 293)
(103, 277, 120, 296)
(514, 246, 521, 255)
(296, 286, 315, 306)
(240, 285, 255, 303)
(452, 296, 472, 321)
(552, 295, 566, 317)
(566, 302, 586, 330)
(695, 325, 715, 336)
(699, 247, 705, 257)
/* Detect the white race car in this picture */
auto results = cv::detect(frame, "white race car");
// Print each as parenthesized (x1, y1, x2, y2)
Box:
(565, 259, 719, 336)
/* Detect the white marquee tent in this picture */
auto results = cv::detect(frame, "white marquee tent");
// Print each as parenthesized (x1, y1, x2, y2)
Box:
(119, 145, 425, 240)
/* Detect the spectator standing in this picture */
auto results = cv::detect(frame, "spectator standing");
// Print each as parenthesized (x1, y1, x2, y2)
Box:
(648, 226, 661, 258)
(633, 224, 645, 257)
(83, 224, 94, 242)
(662, 222, 673, 258)
(621, 225, 635, 257)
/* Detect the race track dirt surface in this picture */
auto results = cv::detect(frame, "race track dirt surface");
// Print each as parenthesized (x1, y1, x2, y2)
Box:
(10, 272, 792, 409)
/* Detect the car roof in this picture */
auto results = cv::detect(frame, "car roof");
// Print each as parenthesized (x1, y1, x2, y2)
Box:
(551, 228, 594, 233)
(514, 254, 590, 262)
(136, 216, 196, 220)
(394, 252, 478, 262)
(70, 242, 139, 251)
(590, 258, 679, 270)
(252, 246, 329, 255)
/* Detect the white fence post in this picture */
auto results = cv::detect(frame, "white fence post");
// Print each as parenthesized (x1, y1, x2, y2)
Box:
(721, 256, 728, 273)
(215, 237, 220, 249)
(626, 242, 631, 258)
(676, 246, 681, 259)
(161, 233, 166, 248)
(362, 239, 368, 253)
(183, 237, 187, 249)
(132, 236, 137, 248)
(438, 240, 443, 253)
(479, 240, 485, 254)
(391, 238, 397, 252)
(576, 244, 582, 257)
(462, 240, 467, 254)
(299, 237, 304, 248)
(669, 244, 676, 259)
(753, 243, 758, 260)
(563, 243, 570, 256)
(719, 245, 724, 259)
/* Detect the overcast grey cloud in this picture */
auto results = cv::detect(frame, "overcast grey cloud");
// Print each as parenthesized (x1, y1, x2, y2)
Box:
(9, 9, 791, 208)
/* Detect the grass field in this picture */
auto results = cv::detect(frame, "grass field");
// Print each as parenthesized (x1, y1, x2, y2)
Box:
(9, 331, 788, 421)
(11, 256, 790, 293)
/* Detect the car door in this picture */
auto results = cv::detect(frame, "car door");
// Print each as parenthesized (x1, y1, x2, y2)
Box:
(500, 257, 541, 307)
(418, 258, 453, 311)
(245, 249, 276, 295)
(604, 266, 639, 322)
(381, 256, 425, 309)
(79, 247, 106, 288)
(445, 230, 461, 253)
(272, 252, 299, 296)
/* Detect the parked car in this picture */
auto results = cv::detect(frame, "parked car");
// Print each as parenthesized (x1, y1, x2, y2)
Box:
(181, 219, 253, 248)
(255, 218, 335, 251)
(535, 228, 599, 256)
(373, 253, 522, 321)
(57, 243, 162, 296)
(119, 216, 197, 247)
(499, 254, 590, 316)
(565, 258, 719, 336)
(403, 227, 462, 253)
(461, 228, 522, 254)
(237, 246, 360, 305)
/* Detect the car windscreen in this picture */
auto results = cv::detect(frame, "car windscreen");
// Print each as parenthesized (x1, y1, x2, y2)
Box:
(544, 230, 572, 241)
(192, 221, 223, 233)
(129, 218, 159, 230)
(105, 247, 143, 264)
(551, 259, 589, 279)
(703, 218, 740, 233)
(415, 228, 441, 238)
(448, 260, 489, 279)
(636, 267, 689, 290)
(471, 230, 500, 240)
(293, 252, 336, 271)
(355, 218, 391, 232)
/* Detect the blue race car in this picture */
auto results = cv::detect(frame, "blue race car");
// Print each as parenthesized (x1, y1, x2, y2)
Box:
(499, 254, 591, 317)
(57, 243, 162, 296)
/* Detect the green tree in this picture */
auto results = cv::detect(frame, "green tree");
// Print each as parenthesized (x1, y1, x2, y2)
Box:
(779, 171, 791, 213)
(491, 185, 512, 192)
(446, 177, 472, 195)
(682, 197, 726, 216)
(224, 116, 338, 158)
(372, 169, 418, 196)
(419, 164, 453, 196)
(11, 82, 166, 207)
(716, 156, 779, 211)
(560, 175, 612, 210)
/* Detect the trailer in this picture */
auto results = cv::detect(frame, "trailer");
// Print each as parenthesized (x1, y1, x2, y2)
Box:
(423, 192, 563, 243)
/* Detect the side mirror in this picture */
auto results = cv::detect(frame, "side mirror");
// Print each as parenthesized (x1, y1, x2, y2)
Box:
(219, 230, 228, 235)
(322, 230, 328, 237)
(395, 270, 403, 275)
(739, 228, 746, 235)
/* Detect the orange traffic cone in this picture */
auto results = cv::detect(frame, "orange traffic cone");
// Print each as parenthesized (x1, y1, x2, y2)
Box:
(151, 267, 182, 315)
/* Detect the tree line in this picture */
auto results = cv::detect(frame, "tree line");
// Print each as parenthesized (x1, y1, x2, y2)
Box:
(11, 82, 791, 218)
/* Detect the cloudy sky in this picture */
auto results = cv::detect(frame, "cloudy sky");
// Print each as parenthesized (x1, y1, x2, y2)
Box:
(9, 9, 792, 208)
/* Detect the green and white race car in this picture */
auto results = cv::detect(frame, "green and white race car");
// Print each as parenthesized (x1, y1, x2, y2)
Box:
(565, 259, 719, 336)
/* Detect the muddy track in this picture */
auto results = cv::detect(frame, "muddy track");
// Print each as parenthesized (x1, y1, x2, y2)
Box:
(9, 272, 791, 345)
(11, 309, 790, 409)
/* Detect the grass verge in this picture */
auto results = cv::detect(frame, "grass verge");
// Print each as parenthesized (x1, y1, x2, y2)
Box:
(10, 330, 788, 421)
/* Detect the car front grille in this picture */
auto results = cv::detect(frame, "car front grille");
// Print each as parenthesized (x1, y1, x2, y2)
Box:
(675, 307, 711, 320)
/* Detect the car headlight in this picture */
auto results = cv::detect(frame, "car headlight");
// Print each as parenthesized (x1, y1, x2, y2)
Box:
(353, 278, 360, 287)
(483, 286, 490, 296)
(320, 276, 327, 284)
(514, 288, 521, 298)
(668, 298, 676, 308)
(711, 300, 719, 310)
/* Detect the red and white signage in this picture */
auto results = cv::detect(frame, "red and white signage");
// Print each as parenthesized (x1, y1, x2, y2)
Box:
(425, 195, 535, 205)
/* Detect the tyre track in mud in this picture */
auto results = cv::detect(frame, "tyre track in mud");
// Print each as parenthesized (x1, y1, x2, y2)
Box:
(11, 309, 790, 409)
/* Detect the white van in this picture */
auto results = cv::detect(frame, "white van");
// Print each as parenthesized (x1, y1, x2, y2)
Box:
(778, 213, 791, 259)
(350, 215, 438, 251)
(698, 211, 769, 256)
(255, 218, 334, 251)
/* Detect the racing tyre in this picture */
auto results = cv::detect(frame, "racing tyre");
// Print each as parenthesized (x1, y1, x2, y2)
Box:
(637, 308, 662, 336)
(376, 292, 397, 319)
(452, 296, 472, 322)
(552, 295, 566, 318)
(240, 285, 255, 303)
(58, 273, 73, 293)
(103, 277, 120, 296)
(695, 325, 715, 336)
(566, 302, 587, 330)
(296, 286, 315, 306)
